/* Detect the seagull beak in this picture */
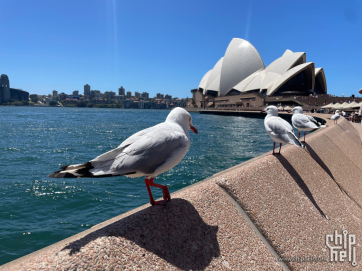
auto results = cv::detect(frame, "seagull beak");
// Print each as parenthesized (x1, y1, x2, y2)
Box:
(190, 125, 198, 134)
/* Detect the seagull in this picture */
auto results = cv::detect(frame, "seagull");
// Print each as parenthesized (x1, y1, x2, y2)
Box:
(48, 107, 198, 206)
(264, 105, 303, 155)
(291, 106, 321, 142)
(331, 110, 340, 124)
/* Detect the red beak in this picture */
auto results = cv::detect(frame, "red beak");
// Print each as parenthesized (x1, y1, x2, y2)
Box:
(190, 125, 198, 134)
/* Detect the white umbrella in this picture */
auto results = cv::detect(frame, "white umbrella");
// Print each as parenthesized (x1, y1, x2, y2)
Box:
(322, 102, 334, 109)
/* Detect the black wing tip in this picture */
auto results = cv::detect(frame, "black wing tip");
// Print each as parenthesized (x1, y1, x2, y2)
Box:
(48, 172, 78, 178)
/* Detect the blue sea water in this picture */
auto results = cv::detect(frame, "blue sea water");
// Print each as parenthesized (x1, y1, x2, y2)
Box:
(0, 106, 275, 265)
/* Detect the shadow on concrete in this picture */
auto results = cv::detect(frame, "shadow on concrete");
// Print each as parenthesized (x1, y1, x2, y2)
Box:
(303, 143, 335, 181)
(304, 143, 362, 210)
(62, 198, 220, 270)
(276, 155, 327, 219)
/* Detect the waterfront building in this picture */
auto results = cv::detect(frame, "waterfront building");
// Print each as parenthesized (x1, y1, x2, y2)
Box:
(126, 91, 132, 98)
(105, 91, 116, 99)
(157, 93, 164, 99)
(133, 101, 140, 109)
(135, 92, 140, 98)
(73, 90, 79, 96)
(90, 90, 97, 98)
(58, 93, 67, 101)
(124, 99, 134, 108)
(84, 84, 91, 96)
(165, 94, 172, 100)
(114, 95, 125, 102)
(0, 74, 29, 104)
(53, 90, 58, 97)
(191, 38, 330, 111)
(140, 100, 150, 109)
(119, 86, 125, 96)
(141, 92, 149, 99)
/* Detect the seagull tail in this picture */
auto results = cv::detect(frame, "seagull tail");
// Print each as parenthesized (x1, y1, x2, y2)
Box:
(48, 162, 136, 178)
(48, 162, 96, 178)
(287, 131, 304, 148)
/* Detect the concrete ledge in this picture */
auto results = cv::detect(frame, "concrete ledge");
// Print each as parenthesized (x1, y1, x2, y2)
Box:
(2, 116, 362, 270)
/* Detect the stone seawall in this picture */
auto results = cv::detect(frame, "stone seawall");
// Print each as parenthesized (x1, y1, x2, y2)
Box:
(1, 116, 362, 270)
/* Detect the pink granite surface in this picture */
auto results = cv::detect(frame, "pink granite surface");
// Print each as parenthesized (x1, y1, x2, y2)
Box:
(1, 115, 362, 270)
(218, 118, 362, 270)
(1, 182, 284, 271)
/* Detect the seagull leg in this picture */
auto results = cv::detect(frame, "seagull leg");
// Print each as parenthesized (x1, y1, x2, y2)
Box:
(304, 132, 306, 142)
(147, 177, 171, 205)
(269, 142, 276, 155)
(145, 177, 156, 205)
(278, 143, 282, 154)
(298, 131, 300, 139)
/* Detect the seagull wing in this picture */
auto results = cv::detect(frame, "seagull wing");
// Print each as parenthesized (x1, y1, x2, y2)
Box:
(305, 115, 319, 126)
(292, 114, 319, 129)
(331, 114, 340, 120)
(265, 116, 303, 147)
(90, 123, 189, 177)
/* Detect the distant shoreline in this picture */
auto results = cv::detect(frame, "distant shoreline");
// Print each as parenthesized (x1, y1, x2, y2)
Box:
(0, 105, 176, 109)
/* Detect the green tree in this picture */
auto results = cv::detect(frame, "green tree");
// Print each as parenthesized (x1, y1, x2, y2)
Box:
(30, 94, 39, 103)
(49, 101, 58, 106)
(77, 101, 87, 107)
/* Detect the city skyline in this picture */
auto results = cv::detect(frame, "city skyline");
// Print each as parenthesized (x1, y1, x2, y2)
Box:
(0, 0, 361, 97)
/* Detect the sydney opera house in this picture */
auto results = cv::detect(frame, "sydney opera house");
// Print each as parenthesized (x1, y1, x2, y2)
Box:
(190, 38, 328, 110)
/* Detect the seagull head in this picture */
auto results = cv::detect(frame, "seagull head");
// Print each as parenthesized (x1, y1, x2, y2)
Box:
(265, 105, 278, 117)
(335, 110, 340, 113)
(166, 107, 198, 134)
(291, 106, 303, 114)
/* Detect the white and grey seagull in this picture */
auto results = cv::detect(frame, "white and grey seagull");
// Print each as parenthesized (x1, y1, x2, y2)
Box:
(330, 110, 340, 124)
(264, 105, 303, 155)
(291, 106, 321, 142)
(48, 107, 198, 206)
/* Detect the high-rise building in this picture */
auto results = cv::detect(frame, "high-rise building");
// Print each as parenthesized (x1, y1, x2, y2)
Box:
(119, 86, 125, 96)
(157, 93, 164, 99)
(105, 91, 116, 98)
(53, 90, 58, 97)
(73, 90, 79, 96)
(84, 84, 91, 96)
(165, 94, 172, 100)
(141, 92, 149, 99)
(58, 92, 67, 101)
(135, 92, 140, 98)
(126, 91, 132, 98)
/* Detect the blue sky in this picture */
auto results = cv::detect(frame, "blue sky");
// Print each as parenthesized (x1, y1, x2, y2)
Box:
(0, 0, 361, 97)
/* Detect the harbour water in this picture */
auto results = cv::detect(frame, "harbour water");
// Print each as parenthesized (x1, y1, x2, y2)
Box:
(1, 106, 276, 265)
